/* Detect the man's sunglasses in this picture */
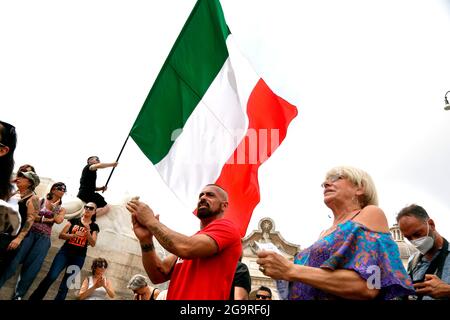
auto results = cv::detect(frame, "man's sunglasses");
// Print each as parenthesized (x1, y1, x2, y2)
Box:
(256, 294, 271, 300)
(84, 205, 96, 211)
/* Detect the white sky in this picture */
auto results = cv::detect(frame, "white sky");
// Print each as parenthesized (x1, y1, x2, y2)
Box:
(2, 0, 450, 248)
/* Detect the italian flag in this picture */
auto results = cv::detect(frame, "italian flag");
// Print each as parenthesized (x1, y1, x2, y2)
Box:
(130, 0, 297, 236)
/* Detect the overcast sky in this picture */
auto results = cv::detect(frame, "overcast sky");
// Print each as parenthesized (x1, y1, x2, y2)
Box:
(2, 0, 450, 247)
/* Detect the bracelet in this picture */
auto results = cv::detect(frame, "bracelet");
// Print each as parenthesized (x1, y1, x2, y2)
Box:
(141, 243, 155, 252)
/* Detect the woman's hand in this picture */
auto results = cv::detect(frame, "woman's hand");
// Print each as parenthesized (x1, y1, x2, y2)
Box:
(93, 277, 103, 289)
(256, 251, 294, 281)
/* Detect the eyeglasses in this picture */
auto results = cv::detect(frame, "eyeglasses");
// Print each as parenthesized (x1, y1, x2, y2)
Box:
(256, 294, 271, 300)
(55, 186, 66, 192)
(96, 263, 107, 268)
(321, 174, 345, 188)
(84, 205, 96, 211)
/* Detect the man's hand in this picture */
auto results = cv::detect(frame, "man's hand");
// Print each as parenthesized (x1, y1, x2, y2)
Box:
(414, 274, 450, 299)
(129, 213, 153, 243)
(126, 199, 158, 229)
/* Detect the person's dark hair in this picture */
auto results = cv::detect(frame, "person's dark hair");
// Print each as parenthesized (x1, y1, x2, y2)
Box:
(87, 156, 99, 164)
(46, 182, 66, 200)
(257, 286, 272, 297)
(91, 257, 108, 274)
(0, 121, 17, 201)
(396, 204, 430, 222)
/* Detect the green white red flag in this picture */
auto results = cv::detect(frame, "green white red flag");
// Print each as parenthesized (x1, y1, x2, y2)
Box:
(130, 0, 298, 236)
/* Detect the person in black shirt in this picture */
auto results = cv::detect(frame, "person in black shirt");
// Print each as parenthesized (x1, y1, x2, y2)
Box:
(77, 156, 117, 217)
(230, 258, 251, 300)
(29, 202, 100, 300)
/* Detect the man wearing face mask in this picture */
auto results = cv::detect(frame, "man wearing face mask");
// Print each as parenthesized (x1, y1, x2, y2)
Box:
(397, 204, 450, 300)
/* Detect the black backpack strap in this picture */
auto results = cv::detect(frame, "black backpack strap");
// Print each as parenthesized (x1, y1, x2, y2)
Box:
(433, 238, 449, 279)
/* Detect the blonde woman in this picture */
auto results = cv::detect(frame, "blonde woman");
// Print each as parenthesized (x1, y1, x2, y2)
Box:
(257, 166, 415, 300)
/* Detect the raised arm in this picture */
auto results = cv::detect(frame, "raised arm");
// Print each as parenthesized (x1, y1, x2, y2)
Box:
(89, 162, 118, 171)
(127, 200, 218, 259)
(127, 208, 177, 284)
(141, 243, 177, 284)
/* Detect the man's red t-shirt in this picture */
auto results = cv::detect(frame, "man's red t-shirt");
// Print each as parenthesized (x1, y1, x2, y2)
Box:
(166, 218, 242, 300)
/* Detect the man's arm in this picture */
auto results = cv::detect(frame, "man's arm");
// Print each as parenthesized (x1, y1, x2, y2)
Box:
(149, 222, 218, 259)
(89, 162, 118, 171)
(127, 200, 218, 259)
(140, 240, 178, 284)
(128, 211, 177, 284)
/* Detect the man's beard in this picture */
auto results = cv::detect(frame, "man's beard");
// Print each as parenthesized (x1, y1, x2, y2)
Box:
(197, 206, 221, 219)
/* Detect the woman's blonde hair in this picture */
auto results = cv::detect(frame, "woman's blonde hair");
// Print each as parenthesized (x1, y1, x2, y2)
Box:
(325, 166, 378, 207)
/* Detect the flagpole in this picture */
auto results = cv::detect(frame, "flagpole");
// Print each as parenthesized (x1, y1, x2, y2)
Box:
(103, 134, 130, 191)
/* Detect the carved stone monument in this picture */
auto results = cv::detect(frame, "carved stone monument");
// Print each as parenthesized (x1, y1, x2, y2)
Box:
(242, 217, 300, 300)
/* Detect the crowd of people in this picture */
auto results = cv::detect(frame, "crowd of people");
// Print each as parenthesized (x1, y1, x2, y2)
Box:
(1, 119, 449, 300)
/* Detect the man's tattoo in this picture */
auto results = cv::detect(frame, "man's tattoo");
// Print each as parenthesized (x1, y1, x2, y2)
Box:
(151, 227, 174, 250)
(141, 243, 155, 252)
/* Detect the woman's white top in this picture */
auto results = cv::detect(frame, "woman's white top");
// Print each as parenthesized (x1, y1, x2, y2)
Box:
(85, 276, 108, 300)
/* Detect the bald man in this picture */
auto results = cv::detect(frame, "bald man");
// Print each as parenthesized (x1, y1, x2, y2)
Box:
(127, 184, 242, 300)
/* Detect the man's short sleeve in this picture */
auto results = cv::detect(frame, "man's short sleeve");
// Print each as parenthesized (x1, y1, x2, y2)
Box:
(200, 218, 240, 252)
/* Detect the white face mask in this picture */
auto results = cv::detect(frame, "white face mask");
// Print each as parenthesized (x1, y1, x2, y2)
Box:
(410, 221, 435, 255)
